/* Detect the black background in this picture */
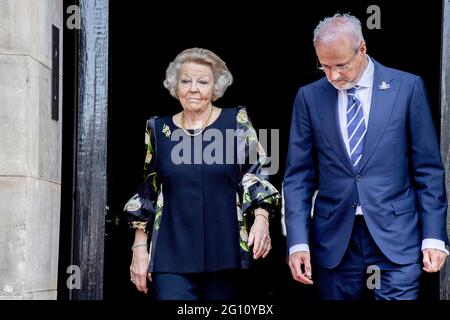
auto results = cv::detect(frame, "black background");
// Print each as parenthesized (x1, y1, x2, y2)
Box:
(96, 0, 443, 300)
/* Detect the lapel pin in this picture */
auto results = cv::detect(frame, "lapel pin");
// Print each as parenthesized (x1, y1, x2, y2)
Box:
(379, 81, 390, 90)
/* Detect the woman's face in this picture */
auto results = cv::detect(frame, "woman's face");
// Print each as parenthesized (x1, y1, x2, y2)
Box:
(177, 62, 214, 112)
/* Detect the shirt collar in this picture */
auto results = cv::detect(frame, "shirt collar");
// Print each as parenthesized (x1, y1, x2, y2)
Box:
(355, 55, 374, 89)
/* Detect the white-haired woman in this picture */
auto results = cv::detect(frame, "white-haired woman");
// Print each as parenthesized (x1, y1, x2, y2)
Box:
(124, 48, 279, 300)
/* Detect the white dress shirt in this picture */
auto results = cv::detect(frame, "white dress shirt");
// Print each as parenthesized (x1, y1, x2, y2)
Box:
(289, 56, 448, 256)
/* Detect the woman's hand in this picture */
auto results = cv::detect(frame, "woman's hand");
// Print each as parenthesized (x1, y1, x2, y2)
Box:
(130, 246, 152, 294)
(130, 229, 151, 293)
(248, 208, 271, 259)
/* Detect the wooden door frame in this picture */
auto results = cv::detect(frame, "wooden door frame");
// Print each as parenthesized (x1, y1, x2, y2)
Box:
(72, 0, 109, 300)
(440, 0, 450, 300)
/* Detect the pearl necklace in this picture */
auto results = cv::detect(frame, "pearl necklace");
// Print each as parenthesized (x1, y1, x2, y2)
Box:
(181, 106, 214, 137)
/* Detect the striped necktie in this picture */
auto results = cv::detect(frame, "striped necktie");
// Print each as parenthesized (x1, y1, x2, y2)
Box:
(346, 87, 366, 167)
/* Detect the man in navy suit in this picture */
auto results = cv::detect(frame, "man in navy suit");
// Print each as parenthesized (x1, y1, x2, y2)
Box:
(283, 13, 449, 299)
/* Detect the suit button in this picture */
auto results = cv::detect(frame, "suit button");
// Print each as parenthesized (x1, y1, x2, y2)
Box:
(356, 175, 362, 182)
(352, 202, 358, 209)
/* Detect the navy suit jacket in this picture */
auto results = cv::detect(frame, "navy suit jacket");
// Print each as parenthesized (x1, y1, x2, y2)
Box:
(283, 60, 448, 268)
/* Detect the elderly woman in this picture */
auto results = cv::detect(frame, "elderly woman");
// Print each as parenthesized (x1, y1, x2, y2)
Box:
(124, 48, 279, 300)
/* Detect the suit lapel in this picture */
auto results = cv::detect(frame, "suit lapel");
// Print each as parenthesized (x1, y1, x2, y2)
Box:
(356, 61, 400, 173)
(315, 83, 355, 174)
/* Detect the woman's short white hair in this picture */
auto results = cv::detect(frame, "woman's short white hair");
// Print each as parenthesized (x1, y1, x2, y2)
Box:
(163, 48, 233, 101)
(313, 13, 365, 50)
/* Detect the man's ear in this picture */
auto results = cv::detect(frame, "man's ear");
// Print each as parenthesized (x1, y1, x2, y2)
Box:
(360, 41, 367, 55)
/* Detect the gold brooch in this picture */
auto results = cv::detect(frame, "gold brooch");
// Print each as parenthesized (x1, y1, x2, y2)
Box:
(162, 123, 171, 138)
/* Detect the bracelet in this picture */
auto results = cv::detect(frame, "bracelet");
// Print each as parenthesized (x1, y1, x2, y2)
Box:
(131, 221, 148, 231)
(254, 213, 269, 223)
(131, 243, 148, 250)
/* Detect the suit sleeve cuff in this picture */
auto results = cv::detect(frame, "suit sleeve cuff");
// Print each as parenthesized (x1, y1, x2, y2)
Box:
(289, 243, 310, 256)
(421, 239, 449, 255)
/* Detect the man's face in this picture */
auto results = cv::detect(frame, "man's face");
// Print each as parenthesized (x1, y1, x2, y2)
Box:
(316, 36, 367, 90)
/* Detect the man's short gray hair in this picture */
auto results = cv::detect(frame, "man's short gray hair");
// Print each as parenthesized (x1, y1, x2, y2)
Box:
(313, 13, 365, 50)
(163, 48, 233, 101)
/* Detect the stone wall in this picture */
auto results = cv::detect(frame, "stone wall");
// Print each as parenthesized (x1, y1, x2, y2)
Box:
(0, 0, 63, 300)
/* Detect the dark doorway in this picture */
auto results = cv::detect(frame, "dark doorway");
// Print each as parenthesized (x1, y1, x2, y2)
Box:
(58, 0, 78, 300)
(104, 0, 443, 300)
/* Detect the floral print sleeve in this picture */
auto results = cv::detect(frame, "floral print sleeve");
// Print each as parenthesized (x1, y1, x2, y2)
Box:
(123, 117, 162, 233)
(236, 107, 280, 219)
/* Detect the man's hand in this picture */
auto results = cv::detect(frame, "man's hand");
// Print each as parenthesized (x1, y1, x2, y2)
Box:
(288, 251, 313, 284)
(423, 248, 447, 273)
